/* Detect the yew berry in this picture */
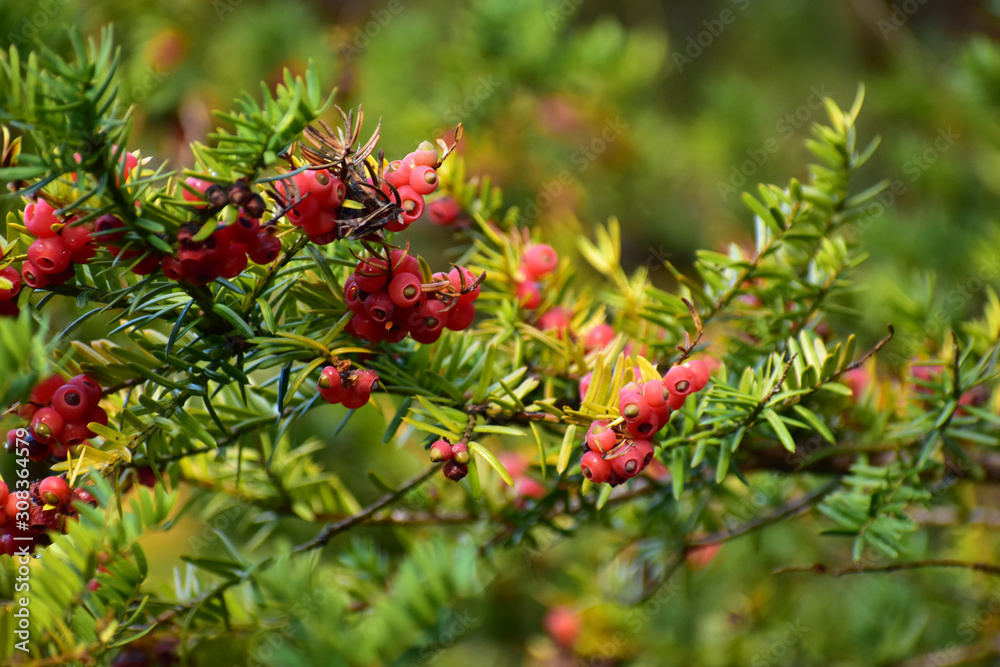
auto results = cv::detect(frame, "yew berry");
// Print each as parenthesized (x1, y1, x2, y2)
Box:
(516, 280, 542, 309)
(632, 439, 656, 470)
(58, 420, 93, 447)
(181, 177, 214, 207)
(653, 403, 672, 426)
(60, 220, 94, 251)
(345, 275, 365, 314)
(93, 214, 127, 245)
(584, 323, 615, 352)
(39, 476, 70, 508)
(388, 273, 423, 308)
(581, 450, 612, 484)
(31, 375, 66, 405)
(284, 194, 320, 227)
(302, 210, 338, 239)
(523, 244, 559, 278)
(0, 266, 21, 301)
(342, 369, 379, 409)
(27, 236, 72, 274)
(448, 266, 480, 305)
(31, 407, 65, 442)
(625, 413, 660, 439)
(219, 244, 249, 279)
(408, 165, 439, 195)
(579, 371, 593, 398)
(130, 253, 161, 276)
(248, 229, 282, 264)
(667, 391, 686, 411)
(413, 299, 450, 333)
(664, 365, 696, 397)
(383, 160, 413, 188)
(23, 200, 60, 238)
(429, 440, 454, 462)
(230, 215, 260, 245)
(0, 300, 18, 317)
(318, 367, 347, 404)
(586, 422, 616, 454)
(538, 307, 571, 338)
(406, 142, 438, 167)
(642, 379, 669, 408)
(684, 359, 711, 392)
(395, 185, 425, 224)
(618, 392, 650, 423)
(85, 405, 109, 432)
(389, 249, 421, 277)
(364, 291, 395, 324)
(610, 445, 645, 479)
(0, 479, 8, 508)
(545, 607, 581, 649)
(451, 442, 471, 465)
(446, 302, 476, 331)
(428, 197, 461, 226)
(52, 384, 91, 421)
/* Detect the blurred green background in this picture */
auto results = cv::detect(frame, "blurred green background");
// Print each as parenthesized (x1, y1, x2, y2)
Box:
(4, 1, 1000, 665)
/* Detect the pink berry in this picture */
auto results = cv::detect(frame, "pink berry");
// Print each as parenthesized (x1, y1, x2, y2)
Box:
(430, 439, 453, 462)
(538, 307, 571, 338)
(383, 160, 413, 188)
(393, 185, 425, 224)
(0, 266, 21, 301)
(618, 392, 650, 423)
(23, 200, 61, 238)
(387, 273, 423, 308)
(408, 165, 439, 195)
(405, 142, 438, 167)
(643, 379, 669, 408)
(683, 359, 711, 392)
(523, 244, 558, 278)
(389, 250, 421, 277)
(448, 266, 480, 305)
(664, 365, 696, 397)
(27, 236, 72, 274)
(610, 444, 645, 479)
(581, 450, 612, 484)
(586, 422, 616, 454)
(516, 280, 542, 309)
(579, 371, 593, 397)
(625, 412, 660, 439)
(181, 177, 213, 207)
(428, 197, 461, 226)
(584, 324, 615, 351)
(445, 302, 475, 331)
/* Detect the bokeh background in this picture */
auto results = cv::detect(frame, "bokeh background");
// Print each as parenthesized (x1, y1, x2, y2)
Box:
(3, 1, 1000, 665)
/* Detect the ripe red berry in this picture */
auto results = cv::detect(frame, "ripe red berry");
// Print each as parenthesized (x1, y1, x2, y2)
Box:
(345, 275, 365, 314)
(0, 479, 8, 508)
(58, 420, 93, 447)
(448, 267, 480, 305)
(408, 165, 439, 195)
(85, 406, 109, 434)
(632, 439, 656, 470)
(219, 244, 249, 279)
(39, 476, 70, 508)
(428, 197, 461, 226)
(389, 249, 421, 277)
(93, 214, 127, 245)
(410, 299, 450, 333)
(581, 450, 612, 484)
(442, 460, 469, 481)
(23, 200, 61, 238)
(129, 253, 161, 276)
(586, 422, 616, 454)
(355, 256, 389, 292)
(523, 244, 558, 279)
(667, 391, 686, 411)
(610, 444, 645, 479)
(643, 379, 669, 408)
(387, 273, 423, 308)
(579, 371, 593, 397)
(618, 392, 650, 423)
(318, 366, 347, 404)
(31, 407, 65, 442)
(247, 230, 282, 264)
(31, 375, 66, 405)
(0, 266, 21, 301)
(181, 176, 213, 207)
(68, 374, 103, 404)
(406, 142, 438, 167)
(683, 359, 711, 392)
(364, 291, 395, 324)
(394, 185, 425, 224)
(545, 607, 581, 649)
(516, 280, 542, 309)
(230, 215, 260, 245)
(285, 193, 320, 227)
(430, 439, 454, 462)
(20, 262, 49, 289)
(342, 370, 377, 409)
(52, 384, 91, 421)
(383, 160, 413, 188)
(538, 307, 571, 338)
(60, 220, 94, 250)
(625, 412, 660, 439)
(584, 324, 615, 351)
(27, 236, 72, 274)
(664, 365, 696, 397)
(446, 302, 476, 331)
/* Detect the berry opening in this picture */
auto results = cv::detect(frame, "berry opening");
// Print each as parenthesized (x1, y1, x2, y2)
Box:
(674, 380, 690, 393)
(624, 459, 637, 474)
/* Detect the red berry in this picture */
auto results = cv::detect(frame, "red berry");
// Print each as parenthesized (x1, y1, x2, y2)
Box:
(430, 439, 454, 462)
(181, 177, 213, 207)
(31, 375, 66, 404)
(85, 405, 109, 432)
(345, 275, 365, 314)
(52, 384, 91, 421)
(544, 607, 581, 649)
(0, 266, 21, 300)
(394, 185, 425, 224)
(285, 193, 320, 227)
(387, 273, 423, 308)
(653, 403, 672, 425)
(428, 197, 461, 226)
(318, 367, 346, 404)
(383, 160, 413, 188)
(342, 373, 375, 409)
(39, 476, 70, 507)
(316, 172, 346, 208)
(579, 371, 593, 397)
(584, 324, 615, 351)
(448, 267, 480, 305)
(408, 165, 439, 195)
(248, 230, 282, 264)
(667, 391, 686, 411)
(632, 439, 656, 471)
(684, 359, 711, 392)
(27, 236, 72, 274)
(410, 299, 450, 333)
(451, 442, 470, 465)
(93, 214, 126, 245)
(389, 249, 421, 277)
(618, 392, 650, 423)
(523, 244, 558, 278)
(23, 200, 60, 237)
(60, 220, 95, 252)
(58, 420, 93, 447)
(0, 479, 8, 507)
(516, 280, 542, 309)
(625, 412, 660, 439)
(586, 422, 616, 454)
(129, 253, 161, 276)
(664, 365, 696, 397)
(364, 291, 395, 324)
(442, 460, 468, 481)
(610, 444, 645, 479)
(355, 256, 389, 292)
(350, 314, 382, 342)
(446, 302, 476, 331)
(68, 374, 103, 403)
(31, 407, 65, 442)
(538, 307, 571, 338)
(405, 142, 438, 167)
(20, 262, 49, 289)
(581, 450, 612, 484)
(230, 215, 260, 245)
(643, 379, 669, 408)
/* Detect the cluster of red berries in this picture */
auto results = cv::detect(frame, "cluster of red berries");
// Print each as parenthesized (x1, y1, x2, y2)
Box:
(275, 169, 347, 245)
(428, 438, 470, 481)
(516, 244, 559, 310)
(344, 250, 482, 345)
(317, 366, 380, 409)
(580, 359, 711, 486)
(0, 474, 97, 555)
(7, 374, 109, 461)
(381, 142, 441, 232)
(17, 199, 99, 291)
